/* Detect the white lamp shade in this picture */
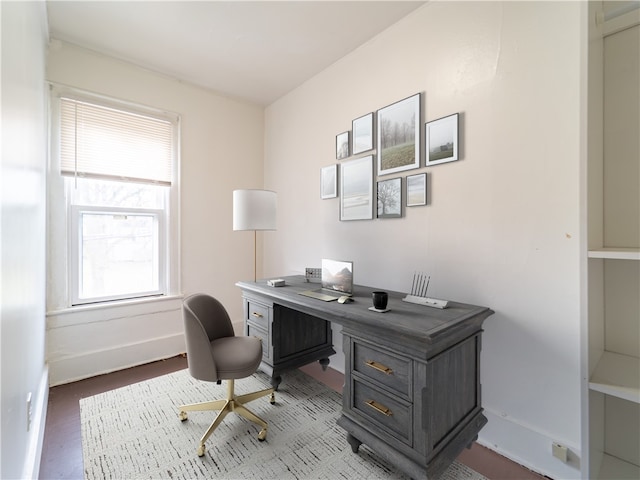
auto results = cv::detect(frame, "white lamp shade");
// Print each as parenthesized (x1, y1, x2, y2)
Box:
(233, 189, 277, 231)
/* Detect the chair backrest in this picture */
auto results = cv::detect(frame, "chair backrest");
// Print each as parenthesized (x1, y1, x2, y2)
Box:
(182, 293, 235, 382)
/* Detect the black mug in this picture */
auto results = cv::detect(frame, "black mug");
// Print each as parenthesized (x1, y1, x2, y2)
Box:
(372, 291, 388, 310)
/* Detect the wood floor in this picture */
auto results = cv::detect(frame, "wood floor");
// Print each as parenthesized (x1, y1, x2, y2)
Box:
(39, 355, 546, 480)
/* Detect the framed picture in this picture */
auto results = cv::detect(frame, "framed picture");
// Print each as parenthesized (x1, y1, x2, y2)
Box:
(340, 155, 373, 221)
(376, 93, 421, 176)
(336, 131, 350, 160)
(321, 164, 338, 199)
(425, 113, 459, 166)
(406, 173, 427, 206)
(352, 112, 374, 154)
(377, 177, 402, 218)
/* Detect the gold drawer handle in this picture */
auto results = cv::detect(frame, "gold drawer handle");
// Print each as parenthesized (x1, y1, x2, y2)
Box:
(251, 312, 263, 318)
(365, 399, 393, 417)
(365, 360, 393, 375)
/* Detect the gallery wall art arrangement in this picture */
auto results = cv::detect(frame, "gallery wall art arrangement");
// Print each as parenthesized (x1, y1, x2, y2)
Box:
(321, 92, 460, 221)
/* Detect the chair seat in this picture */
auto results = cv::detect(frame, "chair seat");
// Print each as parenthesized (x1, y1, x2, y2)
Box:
(211, 336, 262, 379)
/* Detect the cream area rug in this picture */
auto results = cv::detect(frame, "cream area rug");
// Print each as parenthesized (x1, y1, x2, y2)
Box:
(80, 368, 488, 479)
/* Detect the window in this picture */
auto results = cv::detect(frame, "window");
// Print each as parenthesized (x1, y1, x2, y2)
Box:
(52, 90, 179, 306)
(68, 179, 166, 304)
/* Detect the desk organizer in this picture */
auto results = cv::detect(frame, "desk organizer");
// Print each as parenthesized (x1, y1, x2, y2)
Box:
(404, 272, 449, 308)
(402, 295, 449, 309)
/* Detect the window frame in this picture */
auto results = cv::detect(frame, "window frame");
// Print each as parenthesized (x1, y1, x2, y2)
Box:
(69, 204, 167, 305)
(48, 84, 181, 310)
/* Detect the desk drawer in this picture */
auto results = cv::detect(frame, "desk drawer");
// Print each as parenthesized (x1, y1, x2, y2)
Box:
(246, 301, 270, 330)
(352, 378, 412, 446)
(353, 341, 411, 398)
(246, 323, 270, 361)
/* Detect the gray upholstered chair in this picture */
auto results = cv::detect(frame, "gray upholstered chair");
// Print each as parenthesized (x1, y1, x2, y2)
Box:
(178, 293, 275, 457)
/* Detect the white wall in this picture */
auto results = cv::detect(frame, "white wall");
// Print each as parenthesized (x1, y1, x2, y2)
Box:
(46, 42, 265, 385)
(264, 2, 584, 479)
(0, 1, 49, 478)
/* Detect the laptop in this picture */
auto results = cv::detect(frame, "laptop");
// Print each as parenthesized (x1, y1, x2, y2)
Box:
(299, 259, 353, 301)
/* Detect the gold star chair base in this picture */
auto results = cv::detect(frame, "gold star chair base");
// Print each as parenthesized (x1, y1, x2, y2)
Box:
(179, 379, 276, 457)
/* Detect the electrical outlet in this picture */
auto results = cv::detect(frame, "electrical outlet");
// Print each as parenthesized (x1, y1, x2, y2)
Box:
(552, 442, 568, 462)
(26, 392, 32, 432)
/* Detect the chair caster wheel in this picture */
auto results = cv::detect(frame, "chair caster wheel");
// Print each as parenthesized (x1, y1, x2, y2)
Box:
(269, 392, 276, 405)
(197, 444, 205, 457)
(179, 411, 188, 421)
(258, 428, 267, 441)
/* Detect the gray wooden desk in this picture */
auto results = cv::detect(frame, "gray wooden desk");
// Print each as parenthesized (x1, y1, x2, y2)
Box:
(236, 275, 494, 479)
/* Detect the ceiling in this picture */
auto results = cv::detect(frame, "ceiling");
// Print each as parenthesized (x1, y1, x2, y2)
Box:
(47, 1, 426, 106)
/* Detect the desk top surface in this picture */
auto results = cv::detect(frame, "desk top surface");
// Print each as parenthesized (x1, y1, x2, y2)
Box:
(237, 275, 494, 345)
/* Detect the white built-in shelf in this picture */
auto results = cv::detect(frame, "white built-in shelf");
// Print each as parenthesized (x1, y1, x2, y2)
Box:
(588, 248, 640, 260)
(589, 351, 640, 404)
(603, 6, 640, 37)
(598, 453, 640, 480)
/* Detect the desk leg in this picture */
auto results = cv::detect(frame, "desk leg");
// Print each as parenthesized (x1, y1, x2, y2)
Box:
(346, 433, 362, 454)
(319, 357, 330, 371)
(270, 375, 282, 391)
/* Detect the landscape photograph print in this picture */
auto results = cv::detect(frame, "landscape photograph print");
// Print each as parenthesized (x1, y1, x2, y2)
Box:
(425, 113, 459, 166)
(340, 155, 373, 221)
(376, 93, 420, 176)
(321, 164, 337, 199)
(336, 131, 350, 160)
(352, 112, 374, 154)
(377, 177, 402, 218)
(406, 173, 426, 206)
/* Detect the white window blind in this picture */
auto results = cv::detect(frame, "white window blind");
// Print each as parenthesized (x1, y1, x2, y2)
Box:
(60, 97, 174, 185)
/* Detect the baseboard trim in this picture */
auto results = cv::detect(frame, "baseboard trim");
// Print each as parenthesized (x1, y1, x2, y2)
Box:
(23, 366, 49, 480)
(48, 333, 185, 386)
(479, 408, 581, 479)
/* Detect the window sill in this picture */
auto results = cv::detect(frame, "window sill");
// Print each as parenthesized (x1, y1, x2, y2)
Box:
(46, 294, 184, 328)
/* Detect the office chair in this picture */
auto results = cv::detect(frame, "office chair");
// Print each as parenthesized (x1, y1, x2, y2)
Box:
(178, 293, 275, 457)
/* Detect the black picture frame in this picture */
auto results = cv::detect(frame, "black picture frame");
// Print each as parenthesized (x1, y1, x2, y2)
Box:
(340, 155, 373, 221)
(352, 112, 374, 155)
(321, 164, 338, 199)
(425, 113, 459, 166)
(406, 173, 427, 206)
(377, 177, 402, 218)
(336, 131, 350, 160)
(376, 93, 421, 176)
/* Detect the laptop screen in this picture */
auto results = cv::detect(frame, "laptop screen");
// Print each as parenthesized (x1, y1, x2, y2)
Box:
(321, 259, 353, 294)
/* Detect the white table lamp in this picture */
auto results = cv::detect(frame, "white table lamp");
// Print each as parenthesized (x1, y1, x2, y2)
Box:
(233, 189, 277, 281)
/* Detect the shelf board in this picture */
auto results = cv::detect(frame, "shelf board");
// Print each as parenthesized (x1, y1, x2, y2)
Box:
(589, 351, 640, 403)
(598, 453, 640, 480)
(588, 248, 640, 260)
(603, 7, 640, 37)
